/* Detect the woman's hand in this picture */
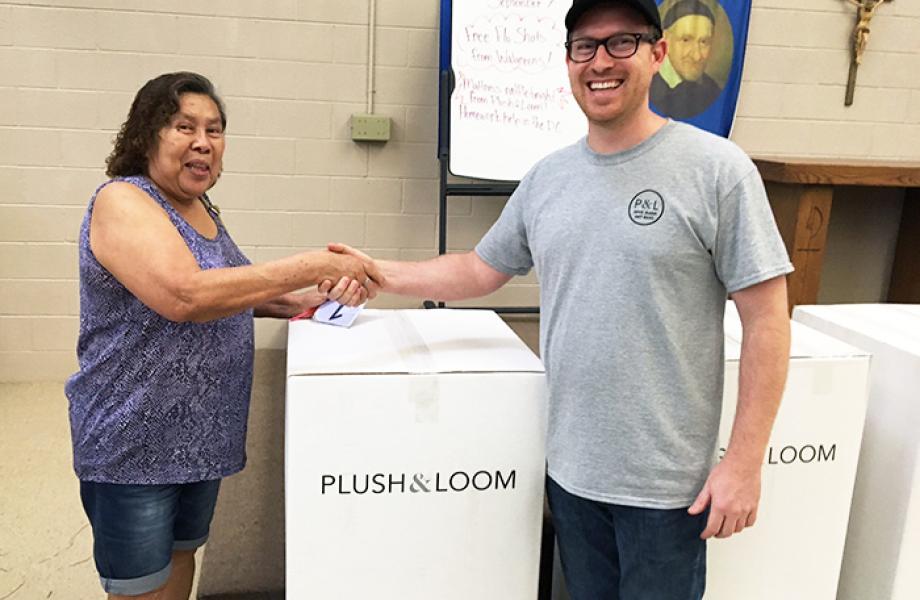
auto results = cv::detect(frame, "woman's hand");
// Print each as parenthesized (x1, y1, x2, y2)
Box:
(253, 280, 339, 319)
(326, 243, 384, 300)
(294, 280, 334, 311)
(312, 244, 386, 306)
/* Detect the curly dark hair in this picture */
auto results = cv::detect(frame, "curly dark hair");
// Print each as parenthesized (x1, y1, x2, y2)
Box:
(105, 72, 227, 178)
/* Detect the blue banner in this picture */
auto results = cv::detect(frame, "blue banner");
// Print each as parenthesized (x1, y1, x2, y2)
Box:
(650, 0, 752, 137)
(437, 0, 452, 157)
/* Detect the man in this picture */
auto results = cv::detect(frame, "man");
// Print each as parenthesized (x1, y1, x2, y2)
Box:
(650, 0, 723, 119)
(333, 0, 792, 597)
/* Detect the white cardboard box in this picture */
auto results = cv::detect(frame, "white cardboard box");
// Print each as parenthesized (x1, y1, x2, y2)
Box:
(285, 309, 547, 600)
(793, 304, 920, 600)
(705, 303, 870, 600)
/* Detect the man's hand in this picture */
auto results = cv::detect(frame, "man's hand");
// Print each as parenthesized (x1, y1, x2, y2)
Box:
(324, 276, 367, 307)
(688, 457, 761, 539)
(291, 278, 366, 309)
(312, 251, 366, 285)
(691, 276, 789, 540)
(308, 246, 384, 302)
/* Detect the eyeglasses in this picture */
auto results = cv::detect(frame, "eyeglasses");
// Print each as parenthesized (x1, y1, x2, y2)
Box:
(565, 33, 659, 63)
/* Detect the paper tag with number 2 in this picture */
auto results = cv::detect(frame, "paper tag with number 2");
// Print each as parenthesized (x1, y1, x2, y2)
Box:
(312, 300, 364, 328)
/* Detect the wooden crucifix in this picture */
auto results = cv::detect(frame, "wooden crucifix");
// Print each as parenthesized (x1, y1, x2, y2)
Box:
(844, 0, 888, 106)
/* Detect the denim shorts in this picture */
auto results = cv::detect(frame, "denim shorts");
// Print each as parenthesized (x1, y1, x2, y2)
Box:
(547, 476, 707, 600)
(79, 479, 221, 596)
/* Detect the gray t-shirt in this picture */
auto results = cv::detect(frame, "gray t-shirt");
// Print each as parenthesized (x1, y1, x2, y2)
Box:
(476, 121, 793, 508)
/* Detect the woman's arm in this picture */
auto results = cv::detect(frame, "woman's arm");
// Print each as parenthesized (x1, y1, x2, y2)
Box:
(90, 182, 383, 323)
(253, 288, 327, 319)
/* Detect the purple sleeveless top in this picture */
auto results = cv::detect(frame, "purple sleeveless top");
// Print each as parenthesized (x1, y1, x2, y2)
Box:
(65, 176, 254, 484)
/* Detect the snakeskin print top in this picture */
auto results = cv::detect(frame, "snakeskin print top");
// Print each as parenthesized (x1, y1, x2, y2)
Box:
(66, 176, 254, 484)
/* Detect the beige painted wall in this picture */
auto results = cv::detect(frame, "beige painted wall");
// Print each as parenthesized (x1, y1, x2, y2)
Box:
(0, 0, 917, 597)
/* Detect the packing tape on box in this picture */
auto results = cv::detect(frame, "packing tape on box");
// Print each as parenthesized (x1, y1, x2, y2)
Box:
(386, 311, 440, 423)
(386, 310, 436, 374)
(409, 378, 440, 424)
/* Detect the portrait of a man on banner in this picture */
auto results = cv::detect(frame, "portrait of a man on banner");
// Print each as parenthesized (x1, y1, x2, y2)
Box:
(650, 0, 751, 137)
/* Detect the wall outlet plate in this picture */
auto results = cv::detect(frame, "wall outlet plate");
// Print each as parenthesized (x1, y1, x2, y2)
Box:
(350, 113, 391, 142)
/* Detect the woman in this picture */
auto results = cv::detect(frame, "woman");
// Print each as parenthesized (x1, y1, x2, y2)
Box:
(65, 71, 381, 599)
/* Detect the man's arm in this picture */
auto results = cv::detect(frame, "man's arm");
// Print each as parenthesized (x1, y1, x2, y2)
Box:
(328, 243, 513, 301)
(688, 275, 790, 539)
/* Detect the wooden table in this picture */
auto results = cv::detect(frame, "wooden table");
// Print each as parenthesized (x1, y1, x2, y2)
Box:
(753, 159, 920, 311)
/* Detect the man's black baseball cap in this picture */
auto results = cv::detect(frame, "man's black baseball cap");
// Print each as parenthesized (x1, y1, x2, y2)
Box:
(565, 0, 663, 35)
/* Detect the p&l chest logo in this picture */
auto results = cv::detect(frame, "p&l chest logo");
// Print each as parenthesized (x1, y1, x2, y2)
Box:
(628, 190, 665, 226)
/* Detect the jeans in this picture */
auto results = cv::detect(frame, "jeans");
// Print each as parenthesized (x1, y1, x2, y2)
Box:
(79, 479, 221, 595)
(547, 476, 707, 600)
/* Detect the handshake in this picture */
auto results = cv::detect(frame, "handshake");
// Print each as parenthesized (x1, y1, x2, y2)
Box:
(313, 242, 384, 308)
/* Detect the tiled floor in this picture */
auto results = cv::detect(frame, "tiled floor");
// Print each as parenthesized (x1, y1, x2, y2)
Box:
(201, 593, 284, 600)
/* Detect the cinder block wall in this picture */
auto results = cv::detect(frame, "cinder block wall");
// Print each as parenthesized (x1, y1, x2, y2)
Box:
(734, 0, 920, 158)
(1, 0, 918, 380)
(0, 1, 917, 597)
(0, 0, 543, 383)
